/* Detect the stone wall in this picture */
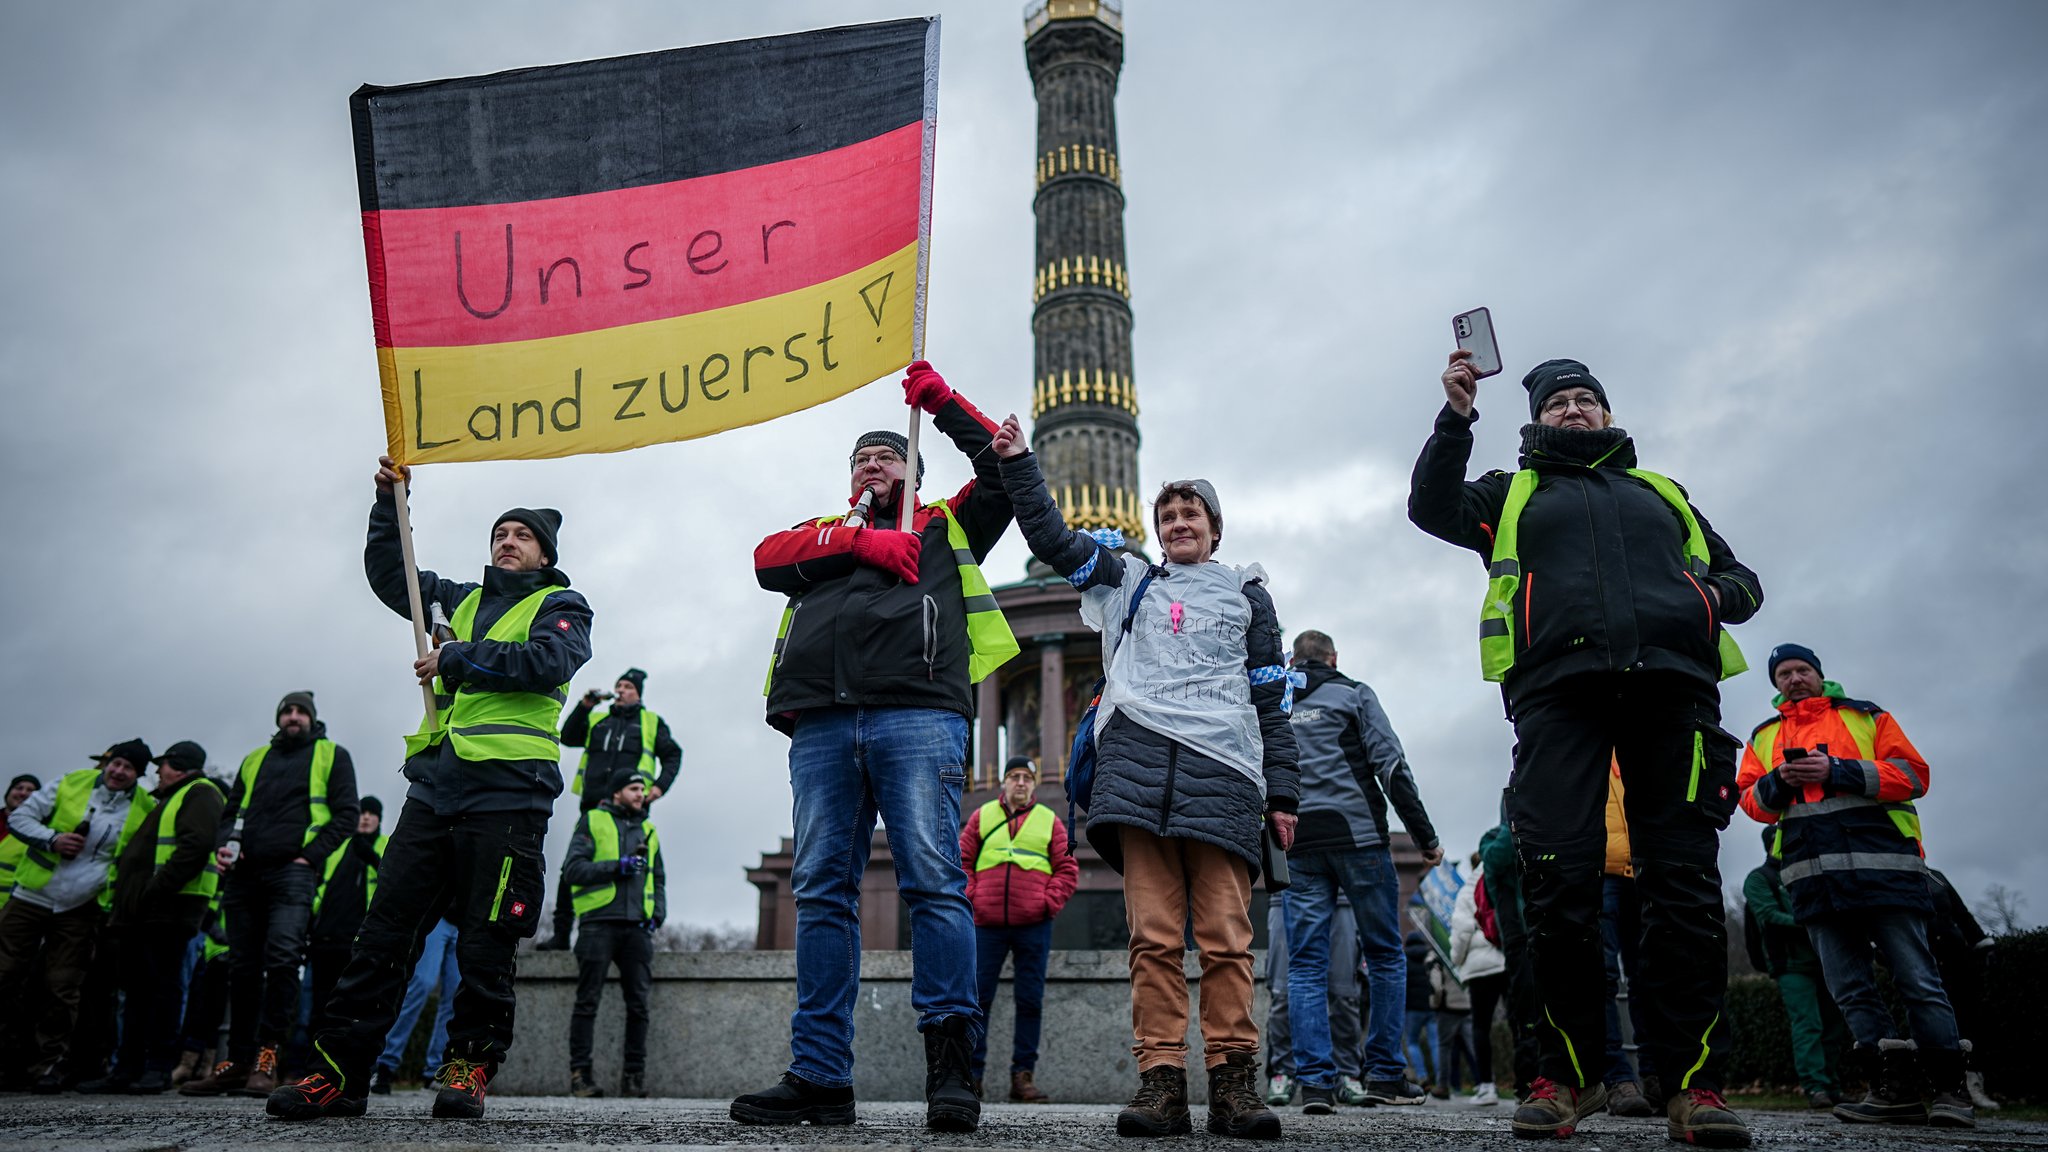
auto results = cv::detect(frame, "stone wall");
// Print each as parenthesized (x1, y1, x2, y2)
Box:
(498, 949, 1269, 1103)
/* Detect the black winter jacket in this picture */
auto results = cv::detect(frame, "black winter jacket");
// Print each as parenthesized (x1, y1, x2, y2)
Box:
(561, 700, 682, 809)
(220, 723, 358, 868)
(756, 396, 1012, 732)
(367, 491, 594, 814)
(563, 803, 666, 925)
(309, 831, 383, 946)
(110, 774, 224, 930)
(996, 451, 1299, 877)
(1408, 407, 1762, 701)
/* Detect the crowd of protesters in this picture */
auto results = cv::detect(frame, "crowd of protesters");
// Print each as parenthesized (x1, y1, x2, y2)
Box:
(0, 357, 2012, 1145)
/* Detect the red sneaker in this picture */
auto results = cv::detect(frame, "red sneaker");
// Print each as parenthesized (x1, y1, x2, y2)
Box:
(266, 1072, 367, 1121)
(1667, 1087, 1750, 1147)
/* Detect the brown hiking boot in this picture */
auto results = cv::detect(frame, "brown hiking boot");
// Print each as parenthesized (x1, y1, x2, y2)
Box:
(232, 1046, 279, 1098)
(1010, 1069, 1051, 1103)
(169, 1050, 204, 1087)
(1667, 1087, 1751, 1147)
(1512, 1077, 1609, 1139)
(1117, 1065, 1190, 1137)
(178, 1059, 247, 1097)
(1206, 1053, 1281, 1140)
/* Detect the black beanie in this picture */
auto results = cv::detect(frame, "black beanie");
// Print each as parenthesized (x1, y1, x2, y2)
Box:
(93, 738, 153, 772)
(361, 795, 384, 818)
(608, 766, 652, 798)
(277, 690, 317, 723)
(1004, 755, 1038, 778)
(9, 773, 41, 796)
(152, 740, 208, 775)
(493, 507, 562, 566)
(618, 668, 647, 692)
(850, 430, 926, 486)
(1767, 643, 1823, 682)
(1522, 359, 1610, 420)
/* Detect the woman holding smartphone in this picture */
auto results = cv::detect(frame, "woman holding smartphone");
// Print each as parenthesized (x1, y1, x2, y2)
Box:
(989, 414, 1298, 1141)
(1408, 351, 1762, 1146)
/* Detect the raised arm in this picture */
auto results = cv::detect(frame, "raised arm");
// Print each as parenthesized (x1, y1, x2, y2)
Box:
(989, 415, 1122, 590)
(365, 459, 471, 621)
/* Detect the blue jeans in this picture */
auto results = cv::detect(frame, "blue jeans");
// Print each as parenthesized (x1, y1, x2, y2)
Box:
(1402, 1011, 1438, 1081)
(1600, 874, 1655, 1085)
(787, 706, 980, 1087)
(971, 920, 1052, 1079)
(1263, 895, 1361, 1077)
(1807, 909, 1959, 1051)
(376, 919, 460, 1074)
(1286, 846, 1404, 1085)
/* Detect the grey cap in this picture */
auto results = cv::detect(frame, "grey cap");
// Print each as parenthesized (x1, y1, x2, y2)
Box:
(1155, 479, 1225, 551)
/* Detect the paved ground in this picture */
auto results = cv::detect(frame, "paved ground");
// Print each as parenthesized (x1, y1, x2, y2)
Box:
(2, 1095, 2044, 1151)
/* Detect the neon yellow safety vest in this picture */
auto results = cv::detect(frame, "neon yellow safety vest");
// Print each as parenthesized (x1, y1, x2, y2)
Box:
(313, 832, 389, 916)
(202, 891, 229, 963)
(0, 834, 27, 909)
(12, 768, 156, 910)
(973, 800, 1056, 876)
(571, 706, 660, 796)
(764, 501, 1020, 694)
(571, 808, 661, 920)
(154, 777, 225, 900)
(1750, 706, 1920, 843)
(405, 585, 570, 763)
(236, 740, 336, 849)
(1479, 467, 1748, 683)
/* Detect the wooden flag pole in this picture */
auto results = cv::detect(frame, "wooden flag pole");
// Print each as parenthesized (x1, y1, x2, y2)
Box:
(390, 474, 440, 717)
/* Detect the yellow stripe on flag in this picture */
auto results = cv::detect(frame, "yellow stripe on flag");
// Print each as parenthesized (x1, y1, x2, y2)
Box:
(379, 243, 918, 465)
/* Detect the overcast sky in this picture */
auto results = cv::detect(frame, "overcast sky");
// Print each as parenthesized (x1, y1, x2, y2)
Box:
(3, 1, 2043, 935)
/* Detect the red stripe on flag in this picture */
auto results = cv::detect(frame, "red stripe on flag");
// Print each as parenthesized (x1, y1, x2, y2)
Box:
(369, 122, 922, 349)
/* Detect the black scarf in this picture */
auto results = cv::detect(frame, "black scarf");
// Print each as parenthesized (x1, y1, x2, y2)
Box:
(1519, 423, 1631, 468)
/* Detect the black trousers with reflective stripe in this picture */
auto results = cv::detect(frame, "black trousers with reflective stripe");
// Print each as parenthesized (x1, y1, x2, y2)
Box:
(308, 800, 547, 1086)
(1505, 671, 1738, 1092)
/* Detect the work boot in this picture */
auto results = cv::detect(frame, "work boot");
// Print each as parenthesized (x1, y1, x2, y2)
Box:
(1666, 1087, 1751, 1147)
(29, 1068, 64, 1095)
(169, 1051, 204, 1087)
(1300, 1083, 1337, 1114)
(369, 1067, 394, 1095)
(1010, 1069, 1050, 1103)
(1807, 1089, 1839, 1109)
(1206, 1053, 1282, 1140)
(266, 1070, 368, 1120)
(179, 1059, 247, 1097)
(619, 1070, 647, 1099)
(1116, 1065, 1191, 1137)
(233, 1045, 279, 1098)
(432, 1058, 492, 1119)
(1511, 1077, 1609, 1139)
(1640, 1073, 1665, 1112)
(1920, 1046, 1975, 1129)
(569, 1067, 604, 1098)
(1834, 1040, 1928, 1125)
(77, 1068, 136, 1094)
(129, 1069, 172, 1095)
(923, 1016, 980, 1132)
(1607, 1078, 1655, 1117)
(1961, 1039, 1999, 1111)
(729, 1071, 856, 1125)
(970, 1075, 983, 1100)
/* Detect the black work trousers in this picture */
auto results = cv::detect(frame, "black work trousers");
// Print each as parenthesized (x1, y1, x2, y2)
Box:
(114, 921, 199, 1075)
(569, 920, 654, 1074)
(1505, 671, 1739, 1093)
(0, 899, 101, 1076)
(223, 859, 317, 1061)
(180, 951, 231, 1053)
(310, 800, 546, 1087)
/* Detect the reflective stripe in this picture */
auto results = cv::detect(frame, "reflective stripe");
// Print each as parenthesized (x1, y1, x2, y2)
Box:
(1487, 559, 1519, 579)
(1777, 795, 1918, 821)
(1779, 851, 1927, 884)
(451, 724, 560, 742)
(1678, 1013, 1719, 1090)
(1857, 761, 1881, 798)
(962, 594, 1001, 615)
(953, 549, 977, 566)
(413, 585, 572, 763)
(1478, 618, 1509, 639)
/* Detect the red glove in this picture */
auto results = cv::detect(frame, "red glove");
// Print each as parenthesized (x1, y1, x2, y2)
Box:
(902, 360, 953, 414)
(851, 527, 922, 584)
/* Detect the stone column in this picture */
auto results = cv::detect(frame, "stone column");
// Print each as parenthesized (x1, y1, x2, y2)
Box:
(977, 674, 1002, 788)
(1038, 638, 1066, 781)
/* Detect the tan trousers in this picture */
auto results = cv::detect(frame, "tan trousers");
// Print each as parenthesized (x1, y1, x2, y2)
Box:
(1120, 828, 1257, 1071)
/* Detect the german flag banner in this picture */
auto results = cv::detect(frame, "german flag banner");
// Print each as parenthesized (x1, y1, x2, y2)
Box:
(353, 18, 939, 466)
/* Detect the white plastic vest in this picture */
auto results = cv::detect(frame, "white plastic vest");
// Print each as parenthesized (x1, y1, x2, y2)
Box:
(1082, 554, 1268, 788)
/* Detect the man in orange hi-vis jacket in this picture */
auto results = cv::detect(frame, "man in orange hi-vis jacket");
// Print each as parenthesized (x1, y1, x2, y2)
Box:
(1737, 643, 1970, 1130)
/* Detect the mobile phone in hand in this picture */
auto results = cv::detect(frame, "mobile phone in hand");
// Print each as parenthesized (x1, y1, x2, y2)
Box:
(1781, 747, 1809, 762)
(1453, 307, 1502, 379)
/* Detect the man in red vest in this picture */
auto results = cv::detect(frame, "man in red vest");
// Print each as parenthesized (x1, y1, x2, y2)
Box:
(959, 756, 1078, 1103)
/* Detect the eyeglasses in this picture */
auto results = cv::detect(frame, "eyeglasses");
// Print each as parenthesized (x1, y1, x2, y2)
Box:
(852, 449, 903, 468)
(1541, 394, 1604, 416)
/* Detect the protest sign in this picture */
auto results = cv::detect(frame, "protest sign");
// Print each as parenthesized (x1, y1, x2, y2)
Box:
(352, 18, 940, 465)
(1407, 862, 1465, 985)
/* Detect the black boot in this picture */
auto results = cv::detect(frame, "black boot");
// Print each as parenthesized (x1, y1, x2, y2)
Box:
(1118, 1066, 1191, 1137)
(1206, 1053, 1282, 1140)
(924, 1016, 980, 1133)
(1834, 1040, 1928, 1124)
(1920, 1047, 1975, 1129)
(730, 1072, 855, 1126)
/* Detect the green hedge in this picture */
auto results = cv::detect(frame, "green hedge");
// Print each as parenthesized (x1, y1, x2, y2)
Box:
(1722, 974, 1799, 1090)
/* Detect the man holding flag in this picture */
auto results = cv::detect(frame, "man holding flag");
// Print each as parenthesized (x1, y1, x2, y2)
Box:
(268, 458, 592, 1121)
(733, 362, 1018, 1132)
